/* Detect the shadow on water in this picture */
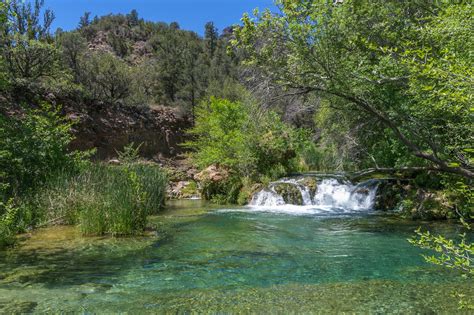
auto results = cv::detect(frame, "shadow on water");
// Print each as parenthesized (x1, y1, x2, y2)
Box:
(0, 231, 161, 289)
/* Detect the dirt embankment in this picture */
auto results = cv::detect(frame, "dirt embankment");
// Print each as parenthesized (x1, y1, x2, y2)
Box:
(63, 102, 191, 160)
(1, 91, 191, 161)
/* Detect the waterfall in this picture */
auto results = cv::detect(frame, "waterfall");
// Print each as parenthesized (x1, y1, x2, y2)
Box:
(312, 179, 378, 210)
(250, 177, 379, 212)
(250, 189, 285, 207)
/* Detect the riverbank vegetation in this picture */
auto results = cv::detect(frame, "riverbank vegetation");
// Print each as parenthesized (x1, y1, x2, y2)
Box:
(228, 0, 472, 216)
(0, 0, 472, 311)
(185, 95, 314, 204)
(0, 104, 167, 246)
(233, 0, 472, 179)
(0, 0, 472, 246)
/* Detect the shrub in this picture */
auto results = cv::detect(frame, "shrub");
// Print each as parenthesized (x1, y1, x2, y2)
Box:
(0, 199, 19, 248)
(78, 51, 132, 103)
(0, 103, 90, 247)
(409, 220, 473, 309)
(185, 97, 309, 203)
(0, 103, 89, 199)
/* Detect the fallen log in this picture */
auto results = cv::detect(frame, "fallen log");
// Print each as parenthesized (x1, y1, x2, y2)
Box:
(349, 167, 440, 181)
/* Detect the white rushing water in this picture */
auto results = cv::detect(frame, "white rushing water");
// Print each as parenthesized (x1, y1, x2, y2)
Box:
(249, 177, 379, 214)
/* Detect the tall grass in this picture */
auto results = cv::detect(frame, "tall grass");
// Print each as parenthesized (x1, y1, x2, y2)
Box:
(27, 163, 167, 236)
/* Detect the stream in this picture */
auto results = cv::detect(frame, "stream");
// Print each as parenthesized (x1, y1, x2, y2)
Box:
(0, 179, 472, 313)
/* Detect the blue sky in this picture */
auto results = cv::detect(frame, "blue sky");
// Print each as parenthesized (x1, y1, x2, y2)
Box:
(44, 0, 277, 35)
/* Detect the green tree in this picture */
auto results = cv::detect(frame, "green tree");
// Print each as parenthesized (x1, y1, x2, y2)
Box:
(7, 0, 54, 41)
(233, 0, 473, 178)
(149, 27, 185, 103)
(0, 0, 9, 89)
(57, 31, 87, 82)
(2, 0, 59, 81)
(186, 96, 305, 179)
(204, 21, 218, 58)
(180, 31, 207, 122)
(78, 12, 91, 29)
(127, 9, 140, 27)
(5, 39, 59, 80)
(78, 52, 132, 102)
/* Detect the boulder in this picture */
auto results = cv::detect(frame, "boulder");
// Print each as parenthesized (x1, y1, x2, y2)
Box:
(297, 177, 318, 199)
(194, 165, 229, 183)
(272, 183, 303, 205)
(194, 165, 233, 201)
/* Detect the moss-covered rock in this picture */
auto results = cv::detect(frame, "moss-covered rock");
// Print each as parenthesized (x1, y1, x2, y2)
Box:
(193, 165, 240, 204)
(374, 180, 408, 211)
(297, 177, 318, 200)
(401, 190, 455, 220)
(272, 183, 303, 205)
(374, 179, 457, 220)
(238, 183, 264, 205)
(168, 180, 199, 199)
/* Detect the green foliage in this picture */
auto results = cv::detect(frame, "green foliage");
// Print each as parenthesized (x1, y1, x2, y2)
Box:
(200, 175, 243, 205)
(2, 0, 240, 113)
(186, 97, 248, 170)
(27, 163, 167, 236)
(410, 226, 473, 277)
(0, 199, 19, 248)
(0, 104, 88, 198)
(78, 52, 132, 102)
(441, 176, 474, 219)
(186, 97, 305, 179)
(409, 222, 474, 309)
(57, 31, 87, 82)
(233, 0, 473, 179)
(67, 11, 239, 110)
(185, 96, 309, 203)
(116, 142, 142, 164)
(4, 39, 60, 80)
(0, 104, 90, 247)
(1, 0, 60, 84)
(0, 1, 10, 90)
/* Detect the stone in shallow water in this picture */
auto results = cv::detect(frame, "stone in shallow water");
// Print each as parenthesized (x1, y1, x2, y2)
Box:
(0, 301, 38, 314)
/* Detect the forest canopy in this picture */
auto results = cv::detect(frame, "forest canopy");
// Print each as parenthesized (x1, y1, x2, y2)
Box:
(0, 0, 239, 119)
(233, 0, 473, 179)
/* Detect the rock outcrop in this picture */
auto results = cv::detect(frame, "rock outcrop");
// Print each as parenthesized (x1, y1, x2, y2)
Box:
(194, 165, 230, 183)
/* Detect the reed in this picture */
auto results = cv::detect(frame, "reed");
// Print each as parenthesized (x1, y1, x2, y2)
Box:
(29, 163, 167, 235)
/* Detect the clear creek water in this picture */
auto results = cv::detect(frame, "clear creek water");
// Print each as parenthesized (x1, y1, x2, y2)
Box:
(0, 198, 472, 313)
